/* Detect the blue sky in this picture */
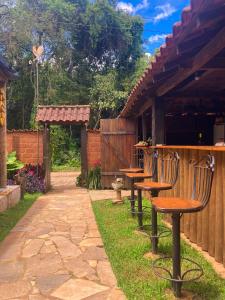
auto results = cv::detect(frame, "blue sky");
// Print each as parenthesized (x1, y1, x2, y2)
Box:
(116, 0, 190, 55)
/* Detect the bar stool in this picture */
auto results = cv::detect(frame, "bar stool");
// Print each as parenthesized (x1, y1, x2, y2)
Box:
(120, 148, 144, 174)
(135, 152, 180, 253)
(152, 155, 215, 298)
(124, 150, 157, 217)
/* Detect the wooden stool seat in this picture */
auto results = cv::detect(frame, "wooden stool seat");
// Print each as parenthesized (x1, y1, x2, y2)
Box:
(135, 181, 172, 191)
(125, 173, 152, 179)
(120, 168, 143, 173)
(152, 197, 202, 213)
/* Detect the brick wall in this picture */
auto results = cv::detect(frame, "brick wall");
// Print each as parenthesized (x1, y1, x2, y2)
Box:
(87, 130, 101, 169)
(7, 130, 43, 165)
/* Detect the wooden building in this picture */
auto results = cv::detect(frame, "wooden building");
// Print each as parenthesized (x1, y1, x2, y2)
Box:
(100, 0, 225, 267)
(0, 57, 17, 189)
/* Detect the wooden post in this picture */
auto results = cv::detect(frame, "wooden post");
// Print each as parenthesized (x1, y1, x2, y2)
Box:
(152, 97, 165, 146)
(81, 125, 88, 183)
(0, 83, 7, 189)
(43, 123, 51, 191)
(142, 114, 147, 141)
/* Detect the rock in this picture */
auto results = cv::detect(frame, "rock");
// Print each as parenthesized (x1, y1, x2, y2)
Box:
(36, 274, 71, 294)
(0, 261, 24, 283)
(79, 238, 103, 248)
(64, 257, 96, 278)
(25, 253, 63, 278)
(51, 278, 109, 300)
(82, 246, 108, 261)
(0, 280, 31, 299)
(97, 261, 117, 287)
(51, 236, 81, 259)
(22, 239, 44, 258)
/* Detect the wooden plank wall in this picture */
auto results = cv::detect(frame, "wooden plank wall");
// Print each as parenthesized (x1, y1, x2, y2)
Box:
(144, 148, 225, 266)
(100, 118, 137, 188)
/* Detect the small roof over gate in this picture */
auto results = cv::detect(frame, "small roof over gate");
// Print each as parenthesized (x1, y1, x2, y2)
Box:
(36, 105, 90, 125)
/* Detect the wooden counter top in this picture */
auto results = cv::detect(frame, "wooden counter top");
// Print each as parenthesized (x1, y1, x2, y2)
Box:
(134, 144, 225, 152)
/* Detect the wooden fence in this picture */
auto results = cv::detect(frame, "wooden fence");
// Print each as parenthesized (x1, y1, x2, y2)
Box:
(100, 118, 137, 188)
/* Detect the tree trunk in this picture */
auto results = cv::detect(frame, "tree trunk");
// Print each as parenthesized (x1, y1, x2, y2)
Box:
(0, 84, 7, 188)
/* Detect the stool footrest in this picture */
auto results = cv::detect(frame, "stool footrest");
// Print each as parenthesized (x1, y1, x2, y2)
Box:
(152, 256, 203, 283)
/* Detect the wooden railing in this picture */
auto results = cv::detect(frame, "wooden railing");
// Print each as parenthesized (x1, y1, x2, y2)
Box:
(140, 145, 225, 267)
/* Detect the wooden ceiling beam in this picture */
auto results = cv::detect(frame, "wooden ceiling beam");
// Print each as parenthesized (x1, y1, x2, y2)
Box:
(196, 4, 225, 29)
(156, 26, 225, 97)
(201, 57, 225, 69)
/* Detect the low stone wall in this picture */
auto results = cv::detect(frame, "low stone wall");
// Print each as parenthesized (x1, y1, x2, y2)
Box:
(7, 130, 43, 165)
(0, 185, 21, 212)
(87, 130, 101, 169)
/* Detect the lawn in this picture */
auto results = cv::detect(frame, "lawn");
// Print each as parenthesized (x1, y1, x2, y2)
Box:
(0, 192, 41, 242)
(92, 198, 225, 300)
(52, 165, 80, 172)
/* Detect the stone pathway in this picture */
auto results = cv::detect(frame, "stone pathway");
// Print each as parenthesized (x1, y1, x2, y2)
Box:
(0, 172, 126, 300)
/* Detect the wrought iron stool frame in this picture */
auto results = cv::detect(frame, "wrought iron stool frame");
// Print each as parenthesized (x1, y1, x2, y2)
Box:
(135, 151, 180, 253)
(152, 154, 215, 298)
(122, 149, 156, 217)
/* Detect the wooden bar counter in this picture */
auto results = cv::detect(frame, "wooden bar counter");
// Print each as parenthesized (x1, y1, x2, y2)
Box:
(138, 145, 225, 266)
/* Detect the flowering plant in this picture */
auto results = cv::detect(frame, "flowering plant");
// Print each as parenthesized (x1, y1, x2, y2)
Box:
(16, 164, 45, 193)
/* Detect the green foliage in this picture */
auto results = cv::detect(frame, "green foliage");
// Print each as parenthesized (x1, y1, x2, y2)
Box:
(90, 70, 128, 127)
(7, 151, 24, 177)
(1, 0, 144, 129)
(50, 126, 81, 169)
(93, 199, 225, 300)
(86, 166, 101, 190)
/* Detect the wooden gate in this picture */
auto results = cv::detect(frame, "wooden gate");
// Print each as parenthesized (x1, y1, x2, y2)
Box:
(100, 118, 137, 188)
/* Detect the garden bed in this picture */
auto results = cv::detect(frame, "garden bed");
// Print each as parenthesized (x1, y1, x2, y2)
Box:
(92, 199, 225, 300)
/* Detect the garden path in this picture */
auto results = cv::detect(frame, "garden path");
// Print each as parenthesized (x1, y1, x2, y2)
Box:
(0, 172, 126, 300)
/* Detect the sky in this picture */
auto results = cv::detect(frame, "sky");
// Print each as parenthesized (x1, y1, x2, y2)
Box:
(116, 0, 190, 55)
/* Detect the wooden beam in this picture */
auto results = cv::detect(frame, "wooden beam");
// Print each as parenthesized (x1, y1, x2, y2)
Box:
(136, 98, 153, 117)
(0, 84, 7, 188)
(152, 98, 165, 146)
(197, 4, 225, 29)
(157, 26, 225, 97)
(43, 124, 51, 191)
(202, 57, 225, 69)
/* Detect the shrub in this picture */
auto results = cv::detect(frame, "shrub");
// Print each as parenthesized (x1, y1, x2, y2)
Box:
(86, 162, 101, 190)
(7, 151, 24, 179)
(17, 164, 45, 193)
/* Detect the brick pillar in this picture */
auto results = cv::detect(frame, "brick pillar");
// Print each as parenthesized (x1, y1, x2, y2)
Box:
(0, 83, 7, 188)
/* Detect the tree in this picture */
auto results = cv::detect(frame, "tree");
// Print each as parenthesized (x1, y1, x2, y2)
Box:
(0, 0, 144, 129)
(90, 70, 128, 128)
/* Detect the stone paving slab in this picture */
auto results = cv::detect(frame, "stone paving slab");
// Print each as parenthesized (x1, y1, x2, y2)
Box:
(0, 172, 126, 300)
(89, 190, 130, 202)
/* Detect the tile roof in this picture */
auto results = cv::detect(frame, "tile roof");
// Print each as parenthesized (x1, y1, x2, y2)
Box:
(36, 105, 90, 124)
(120, 0, 225, 117)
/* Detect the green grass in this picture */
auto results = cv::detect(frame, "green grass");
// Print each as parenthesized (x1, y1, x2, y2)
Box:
(92, 199, 225, 300)
(0, 193, 41, 242)
(52, 165, 80, 172)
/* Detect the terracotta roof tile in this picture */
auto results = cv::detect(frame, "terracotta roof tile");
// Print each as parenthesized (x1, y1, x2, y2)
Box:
(120, 0, 225, 117)
(36, 105, 90, 124)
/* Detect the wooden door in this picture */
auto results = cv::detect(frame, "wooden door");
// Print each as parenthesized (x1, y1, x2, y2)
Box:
(100, 118, 137, 188)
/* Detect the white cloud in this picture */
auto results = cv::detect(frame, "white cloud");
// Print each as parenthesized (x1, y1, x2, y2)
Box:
(153, 3, 176, 23)
(148, 34, 167, 44)
(117, 0, 150, 14)
(116, 2, 134, 14)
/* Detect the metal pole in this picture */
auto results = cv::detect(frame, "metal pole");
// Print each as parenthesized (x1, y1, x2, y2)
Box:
(137, 189, 143, 229)
(130, 178, 135, 217)
(151, 190, 159, 254)
(172, 213, 182, 298)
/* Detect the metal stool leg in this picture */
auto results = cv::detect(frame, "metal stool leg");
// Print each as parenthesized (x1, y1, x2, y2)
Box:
(172, 213, 182, 298)
(137, 189, 143, 229)
(130, 178, 135, 217)
(151, 190, 159, 254)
